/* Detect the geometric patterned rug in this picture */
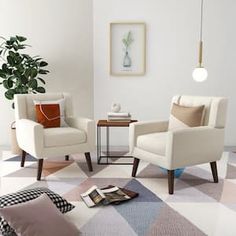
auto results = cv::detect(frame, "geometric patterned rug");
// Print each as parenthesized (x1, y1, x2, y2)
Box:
(1, 150, 236, 236)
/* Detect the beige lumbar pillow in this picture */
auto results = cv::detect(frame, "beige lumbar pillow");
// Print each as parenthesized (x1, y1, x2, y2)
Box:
(168, 103, 205, 130)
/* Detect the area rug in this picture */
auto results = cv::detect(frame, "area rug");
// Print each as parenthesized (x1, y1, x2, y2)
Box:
(1, 150, 236, 236)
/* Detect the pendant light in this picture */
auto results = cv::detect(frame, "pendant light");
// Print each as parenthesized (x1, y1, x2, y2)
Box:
(192, 0, 208, 82)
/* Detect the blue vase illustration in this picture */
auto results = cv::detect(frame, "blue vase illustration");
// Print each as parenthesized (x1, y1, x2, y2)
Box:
(123, 51, 131, 67)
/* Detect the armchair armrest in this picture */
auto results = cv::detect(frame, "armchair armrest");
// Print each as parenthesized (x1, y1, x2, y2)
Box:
(166, 126, 225, 169)
(16, 119, 44, 157)
(66, 117, 95, 150)
(129, 120, 169, 154)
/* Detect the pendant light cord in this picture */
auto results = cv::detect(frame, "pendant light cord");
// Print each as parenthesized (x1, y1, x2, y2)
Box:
(200, 0, 204, 42)
(198, 0, 204, 66)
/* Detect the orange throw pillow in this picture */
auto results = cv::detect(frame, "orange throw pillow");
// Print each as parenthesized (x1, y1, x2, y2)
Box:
(35, 104, 60, 128)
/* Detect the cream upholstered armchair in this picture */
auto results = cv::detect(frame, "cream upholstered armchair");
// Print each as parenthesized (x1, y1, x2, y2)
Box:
(129, 95, 228, 194)
(14, 93, 95, 180)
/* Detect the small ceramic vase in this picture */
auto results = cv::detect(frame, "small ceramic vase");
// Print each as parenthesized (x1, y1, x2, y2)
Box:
(111, 103, 121, 113)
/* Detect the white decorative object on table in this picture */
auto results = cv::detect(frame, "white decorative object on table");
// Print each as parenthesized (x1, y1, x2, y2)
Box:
(111, 103, 121, 113)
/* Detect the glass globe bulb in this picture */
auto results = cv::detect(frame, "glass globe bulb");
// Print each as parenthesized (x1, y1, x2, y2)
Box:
(192, 67, 208, 82)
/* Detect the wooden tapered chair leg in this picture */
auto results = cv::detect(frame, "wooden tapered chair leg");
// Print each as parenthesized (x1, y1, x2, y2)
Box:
(37, 159, 44, 181)
(85, 152, 93, 172)
(210, 161, 218, 183)
(65, 155, 69, 161)
(21, 150, 26, 167)
(132, 158, 140, 177)
(168, 170, 175, 194)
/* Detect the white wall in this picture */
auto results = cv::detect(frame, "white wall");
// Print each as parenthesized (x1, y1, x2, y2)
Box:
(93, 0, 236, 146)
(0, 0, 93, 146)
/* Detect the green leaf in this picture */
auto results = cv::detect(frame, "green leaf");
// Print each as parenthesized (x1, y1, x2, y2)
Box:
(2, 80, 8, 89)
(22, 54, 30, 60)
(13, 70, 22, 78)
(16, 36, 27, 42)
(24, 68, 31, 78)
(7, 55, 15, 66)
(8, 75, 15, 81)
(5, 89, 15, 100)
(6, 40, 14, 46)
(30, 68, 38, 78)
(15, 77, 23, 87)
(38, 69, 49, 74)
(17, 44, 26, 50)
(13, 44, 18, 51)
(35, 86, 45, 93)
(28, 79, 38, 89)
(10, 37, 17, 42)
(2, 64, 8, 73)
(5, 45, 12, 50)
(37, 77, 46, 84)
(20, 75, 28, 84)
(9, 51, 16, 58)
(16, 64, 24, 73)
(39, 61, 48, 67)
(3, 79, 13, 89)
(0, 70, 6, 78)
(3, 78, 13, 89)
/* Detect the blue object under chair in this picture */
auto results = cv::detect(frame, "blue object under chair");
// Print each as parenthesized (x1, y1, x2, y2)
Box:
(160, 167, 185, 178)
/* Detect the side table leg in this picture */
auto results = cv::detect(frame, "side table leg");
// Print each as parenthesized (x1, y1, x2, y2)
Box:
(106, 126, 109, 164)
(97, 126, 101, 164)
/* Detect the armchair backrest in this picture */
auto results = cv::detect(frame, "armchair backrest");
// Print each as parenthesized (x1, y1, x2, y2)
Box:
(14, 93, 73, 120)
(171, 95, 228, 128)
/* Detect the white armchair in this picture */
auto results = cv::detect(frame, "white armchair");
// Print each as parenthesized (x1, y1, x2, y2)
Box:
(129, 95, 228, 194)
(14, 93, 95, 180)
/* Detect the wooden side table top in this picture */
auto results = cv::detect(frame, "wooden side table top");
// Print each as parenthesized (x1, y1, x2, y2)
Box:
(97, 119, 138, 127)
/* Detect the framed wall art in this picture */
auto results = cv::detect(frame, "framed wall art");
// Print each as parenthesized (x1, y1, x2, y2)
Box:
(110, 22, 146, 76)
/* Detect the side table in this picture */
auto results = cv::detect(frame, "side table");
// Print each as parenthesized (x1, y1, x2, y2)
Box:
(97, 119, 137, 165)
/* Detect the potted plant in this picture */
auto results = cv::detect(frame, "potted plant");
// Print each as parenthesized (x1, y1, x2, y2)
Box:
(0, 35, 49, 154)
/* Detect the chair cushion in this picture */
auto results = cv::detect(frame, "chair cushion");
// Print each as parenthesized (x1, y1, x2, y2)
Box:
(44, 127, 86, 147)
(137, 132, 167, 155)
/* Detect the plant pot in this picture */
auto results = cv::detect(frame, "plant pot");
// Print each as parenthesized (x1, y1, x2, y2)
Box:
(11, 122, 21, 155)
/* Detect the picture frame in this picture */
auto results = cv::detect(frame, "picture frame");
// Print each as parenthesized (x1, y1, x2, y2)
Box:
(110, 22, 146, 76)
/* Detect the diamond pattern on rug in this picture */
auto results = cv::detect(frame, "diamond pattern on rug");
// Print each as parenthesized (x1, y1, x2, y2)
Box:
(226, 164, 236, 179)
(76, 161, 109, 177)
(4, 160, 74, 178)
(146, 204, 207, 236)
(24, 177, 86, 197)
(80, 206, 137, 236)
(224, 203, 236, 213)
(220, 180, 236, 204)
(1, 150, 236, 236)
(4, 154, 37, 162)
(138, 164, 167, 178)
(180, 166, 213, 180)
(4, 163, 40, 177)
(115, 201, 164, 236)
(165, 179, 218, 203)
(180, 173, 224, 201)
(228, 152, 236, 165)
(125, 179, 162, 202)
(43, 160, 74, 176)
(112, 179, 164, 235)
